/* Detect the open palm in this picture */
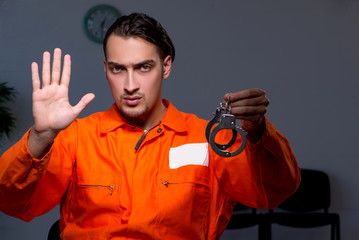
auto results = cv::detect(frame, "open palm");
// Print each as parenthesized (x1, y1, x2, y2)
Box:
(31, 48, 94, 133)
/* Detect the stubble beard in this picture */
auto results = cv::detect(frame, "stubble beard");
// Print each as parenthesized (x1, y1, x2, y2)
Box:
(117, 96, 150, 125)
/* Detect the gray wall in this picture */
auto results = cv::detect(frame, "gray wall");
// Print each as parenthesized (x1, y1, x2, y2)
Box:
(0, 0, 358, 239)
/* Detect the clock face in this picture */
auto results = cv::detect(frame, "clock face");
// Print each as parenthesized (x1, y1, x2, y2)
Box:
(84, 5, 120, 43)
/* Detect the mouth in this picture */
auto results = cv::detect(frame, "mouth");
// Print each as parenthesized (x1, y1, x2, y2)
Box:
(123, 95, 142, 106)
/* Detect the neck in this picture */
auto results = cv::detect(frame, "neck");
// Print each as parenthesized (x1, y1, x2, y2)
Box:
(142, 103, 167, 130)
(128, 100, 167, 131)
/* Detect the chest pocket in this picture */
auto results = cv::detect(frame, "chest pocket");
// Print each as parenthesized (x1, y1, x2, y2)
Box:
(157, 166, 210, 240)
(67, 172, 121, 228)
(169, 142, 209, 169)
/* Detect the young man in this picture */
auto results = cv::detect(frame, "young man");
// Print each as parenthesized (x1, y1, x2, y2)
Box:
(0, 13, 300, 239)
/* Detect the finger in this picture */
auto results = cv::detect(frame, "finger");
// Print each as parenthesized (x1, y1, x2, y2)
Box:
(238, 113, 265, 122)
(51, 48, 62, 85)
(230, 95, 269, 108)
(31, 62, 40, 91)
(224, 88, 265, 102)
(42, 51, 51, 87)
(72, 93, 95, 116)
(60, 54, 71, 87)
(230, 105, 267, 118)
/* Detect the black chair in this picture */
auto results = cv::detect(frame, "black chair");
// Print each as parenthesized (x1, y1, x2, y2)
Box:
(48, 219, 61, 240)
(226, 202, 270, 240)
(269, 169, 340, 240)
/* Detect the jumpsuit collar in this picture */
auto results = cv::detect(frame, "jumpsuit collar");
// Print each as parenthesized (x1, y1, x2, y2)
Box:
(100, 99, 187, 134)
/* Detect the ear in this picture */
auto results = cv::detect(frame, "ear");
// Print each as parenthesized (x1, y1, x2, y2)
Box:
(162, 55, 172, 80)
(103, 58, 108, 78)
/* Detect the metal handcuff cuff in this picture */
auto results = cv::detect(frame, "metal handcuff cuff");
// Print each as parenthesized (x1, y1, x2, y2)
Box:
(205, 95, 248, 157)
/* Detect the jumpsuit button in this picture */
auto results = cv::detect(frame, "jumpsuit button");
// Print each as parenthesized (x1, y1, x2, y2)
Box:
(157, 128, 162, 133)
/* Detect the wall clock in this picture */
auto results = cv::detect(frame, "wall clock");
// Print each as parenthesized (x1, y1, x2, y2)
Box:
(83, 4, 120, 43)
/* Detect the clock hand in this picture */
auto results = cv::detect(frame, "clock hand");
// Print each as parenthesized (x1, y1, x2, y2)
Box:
(100, 17, 106, 39)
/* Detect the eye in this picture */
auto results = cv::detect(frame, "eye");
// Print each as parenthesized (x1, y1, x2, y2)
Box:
(111, 66, 123, 73)
(140, 65, 151, 72)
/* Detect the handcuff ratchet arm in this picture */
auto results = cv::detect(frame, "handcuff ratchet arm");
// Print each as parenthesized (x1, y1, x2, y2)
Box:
(205, 107, 237, 150)
(208, 114, 247, 157)
(205, 95, 248, 157)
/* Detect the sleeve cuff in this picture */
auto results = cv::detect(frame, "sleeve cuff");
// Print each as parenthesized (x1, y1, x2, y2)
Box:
(20, 129, 52, 170)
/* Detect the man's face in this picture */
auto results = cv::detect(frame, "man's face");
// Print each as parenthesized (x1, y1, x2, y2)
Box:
(104, 35, 171, 129)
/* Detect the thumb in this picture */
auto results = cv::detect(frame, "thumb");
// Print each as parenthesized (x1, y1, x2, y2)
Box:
(73, 93, 95, 116)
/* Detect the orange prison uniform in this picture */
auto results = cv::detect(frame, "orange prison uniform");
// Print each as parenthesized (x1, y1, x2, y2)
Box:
(0, 100, 300, 240)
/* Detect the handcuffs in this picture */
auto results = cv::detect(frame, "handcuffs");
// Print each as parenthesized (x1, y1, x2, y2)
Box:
(205, 95, 247, 157)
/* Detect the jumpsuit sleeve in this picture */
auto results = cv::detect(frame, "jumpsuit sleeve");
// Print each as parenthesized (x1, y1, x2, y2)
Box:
(211, 117, 301, 209)
(0, 125, 76, 222)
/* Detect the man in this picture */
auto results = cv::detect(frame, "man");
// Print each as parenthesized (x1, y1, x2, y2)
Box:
(0, 13, 300, 239)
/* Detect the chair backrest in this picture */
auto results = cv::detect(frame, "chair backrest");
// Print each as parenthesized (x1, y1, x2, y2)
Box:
(48, 219, 61, 240)
(233, 202, 257, 214)
(278, 169, 330, 213)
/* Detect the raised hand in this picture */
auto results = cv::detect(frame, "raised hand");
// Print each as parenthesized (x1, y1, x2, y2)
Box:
(28, 48, 95, 158)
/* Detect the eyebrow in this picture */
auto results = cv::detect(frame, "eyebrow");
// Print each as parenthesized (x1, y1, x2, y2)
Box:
(107, 59, 156, 68)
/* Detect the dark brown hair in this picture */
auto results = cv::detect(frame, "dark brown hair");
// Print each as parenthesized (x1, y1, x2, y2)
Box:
(103, 13, 175, 62)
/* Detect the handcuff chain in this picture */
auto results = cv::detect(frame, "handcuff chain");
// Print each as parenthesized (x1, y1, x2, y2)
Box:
(220, 94, 231, 114)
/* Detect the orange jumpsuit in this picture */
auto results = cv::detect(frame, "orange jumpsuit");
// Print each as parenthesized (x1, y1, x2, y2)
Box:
(0, 100, 300, 240)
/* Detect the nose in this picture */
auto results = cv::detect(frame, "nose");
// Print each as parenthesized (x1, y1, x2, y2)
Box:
(124, 70, 139, 94)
